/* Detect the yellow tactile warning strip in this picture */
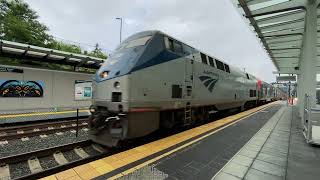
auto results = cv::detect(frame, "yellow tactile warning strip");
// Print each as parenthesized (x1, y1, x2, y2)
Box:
(41, 102, 278, 180)
(0, 109, 89, 119)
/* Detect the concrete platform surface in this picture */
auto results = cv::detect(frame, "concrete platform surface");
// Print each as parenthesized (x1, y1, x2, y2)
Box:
(213, 105, 320, 180)
(0, 108, 89, 124)
(41, 102, 279, 180)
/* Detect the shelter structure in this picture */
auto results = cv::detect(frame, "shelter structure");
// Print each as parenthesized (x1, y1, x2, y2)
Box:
(236, 0, 320, 144)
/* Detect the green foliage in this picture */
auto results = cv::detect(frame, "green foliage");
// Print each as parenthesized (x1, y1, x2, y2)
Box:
(0, 0, 53, 47)
(88, 43, 107, 59)
(0, 0, 107, 60)
(50, 41, 82, 54)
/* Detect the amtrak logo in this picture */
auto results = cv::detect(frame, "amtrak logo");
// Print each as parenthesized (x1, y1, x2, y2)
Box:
(199, 74, 219, 92)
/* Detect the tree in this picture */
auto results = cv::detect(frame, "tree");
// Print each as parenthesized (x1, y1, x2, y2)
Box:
(0, 0, 107, 60)
(88, 43, 107, 59)
(0, 0, 53, 47)
(50, 41, 82, 54)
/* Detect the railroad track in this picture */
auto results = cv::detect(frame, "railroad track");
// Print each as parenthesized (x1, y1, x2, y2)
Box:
(0, 140, 112, 180)
(0, 119, 89, 141)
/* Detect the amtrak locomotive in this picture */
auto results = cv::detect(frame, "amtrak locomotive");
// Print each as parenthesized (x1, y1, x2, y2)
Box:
(89, 30, 285, 147)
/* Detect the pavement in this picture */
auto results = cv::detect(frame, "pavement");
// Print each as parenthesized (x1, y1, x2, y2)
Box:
(213, 105, 320, 180)
(110, 104, 282, 180)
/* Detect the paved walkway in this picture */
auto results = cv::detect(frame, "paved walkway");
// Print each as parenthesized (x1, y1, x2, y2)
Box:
(213, 105, 320, 180)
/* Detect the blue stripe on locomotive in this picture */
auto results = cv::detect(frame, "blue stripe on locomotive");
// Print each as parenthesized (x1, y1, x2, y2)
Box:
(95, 31, 186, 82)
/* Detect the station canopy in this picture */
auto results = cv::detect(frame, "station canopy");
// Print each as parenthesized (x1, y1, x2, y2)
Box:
(236, 0, 320, 74)
(0, 40, 105, 70)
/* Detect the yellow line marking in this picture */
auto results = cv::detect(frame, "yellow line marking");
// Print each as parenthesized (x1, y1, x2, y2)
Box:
(0, 109, 89, 119)
(42, 102, 278, 180)
(108, 102, 277, 179)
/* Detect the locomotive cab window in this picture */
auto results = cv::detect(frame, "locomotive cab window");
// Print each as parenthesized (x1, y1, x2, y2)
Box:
(224, 64, 230, 73)
(183, 44, 194, 55)
(216, 59, 225, 71)
(165, 37, 174, 51)
(208, 56, 215, 67)
(173, 41, 183, 54)
(200, 53, 208, 64)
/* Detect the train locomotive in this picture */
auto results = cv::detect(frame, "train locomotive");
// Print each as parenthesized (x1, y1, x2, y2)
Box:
(89, 30, 285, 147)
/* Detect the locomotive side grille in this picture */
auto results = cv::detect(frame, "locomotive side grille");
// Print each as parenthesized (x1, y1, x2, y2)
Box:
(112, 92, 122, 102)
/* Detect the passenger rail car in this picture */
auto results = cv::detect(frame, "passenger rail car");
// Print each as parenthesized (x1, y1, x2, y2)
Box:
(89, 30, 284, 146)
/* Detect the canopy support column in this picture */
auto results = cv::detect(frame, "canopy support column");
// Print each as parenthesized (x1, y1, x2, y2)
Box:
(298, 0, 317, 113)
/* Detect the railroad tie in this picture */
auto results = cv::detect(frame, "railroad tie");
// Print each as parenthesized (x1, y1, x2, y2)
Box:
(39, 134, 48, 138)
(91, 144, 106, 153)
(0, 140, 8, 145)
(0, 132, 7, 137)
(55, 132, 64, 135)
(0, 164, 10, 180)
(28, 157, 43, 174)
(21, 137, 29, 141)
(74, 147, 89, 158)
(53, 152, 68, 165)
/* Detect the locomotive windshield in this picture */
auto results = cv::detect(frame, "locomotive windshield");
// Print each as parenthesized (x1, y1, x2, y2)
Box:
(96, 33, 154, 81)
(116, 35, 152, 50)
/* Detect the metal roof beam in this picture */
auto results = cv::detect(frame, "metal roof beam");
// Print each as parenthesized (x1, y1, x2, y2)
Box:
(238, 0, 280, 70)
(262, 28, 304, 36)
(266, 35, 302, 43)
(246, 0, 273, 6)
(272, 51, 301, 57)
(273, 68, 299, 74)
(0, 40, 104, 63)
(256, 10, 305, 26)
(261, 20, 305, 32)
(250, 0, 305, 17)
(269, 41, 301, 48)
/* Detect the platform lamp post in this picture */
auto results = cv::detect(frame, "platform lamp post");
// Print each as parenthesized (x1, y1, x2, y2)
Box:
(116, 17, 123, 43)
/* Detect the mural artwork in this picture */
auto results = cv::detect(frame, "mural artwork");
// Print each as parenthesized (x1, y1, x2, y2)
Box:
(0, 80, 45, 97)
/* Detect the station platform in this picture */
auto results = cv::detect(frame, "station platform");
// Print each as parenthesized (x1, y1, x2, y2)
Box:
(0, 108, 89, 124)
(41, 101, 320, 180)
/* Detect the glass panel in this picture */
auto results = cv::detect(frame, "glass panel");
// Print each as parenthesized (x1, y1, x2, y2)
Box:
(200, 53, 207, 64)
(224, 64, 230, 73)
(216, 60, 225, 71)
(248, 0, 289, 11)
(125, 36, 152, 49)
(208, 56, 215, 67)
(173, 41, 183, 54)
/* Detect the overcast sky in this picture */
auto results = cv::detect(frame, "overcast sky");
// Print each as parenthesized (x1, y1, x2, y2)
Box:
(24, 0, 277, 82)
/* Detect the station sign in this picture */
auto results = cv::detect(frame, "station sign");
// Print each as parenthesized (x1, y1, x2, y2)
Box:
(276, 76, 296, 82)
(75, 80, 92, 100)
(0, 66, 23, 73)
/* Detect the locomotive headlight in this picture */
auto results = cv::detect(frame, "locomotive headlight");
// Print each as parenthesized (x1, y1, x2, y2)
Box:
(89, 105, 96, 113)
(100, 71, 109, 78)
(114, 81, 120, 89)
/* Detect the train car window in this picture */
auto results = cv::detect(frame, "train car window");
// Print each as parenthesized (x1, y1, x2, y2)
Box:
(183, 44, 194, 55)
(216, 59, 225, 71)
(166, 38, 174, 51)
(173, 41, 183, 54)
(246, 73, 250, 79)
(200, 53, 208, 64)
(224, 64, 230, 73)
(208, 56, 215, 67)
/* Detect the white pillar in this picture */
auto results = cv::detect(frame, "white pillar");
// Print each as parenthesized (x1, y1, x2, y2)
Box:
(299, 0, 317, 110)
(297, 74, 304, 116)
